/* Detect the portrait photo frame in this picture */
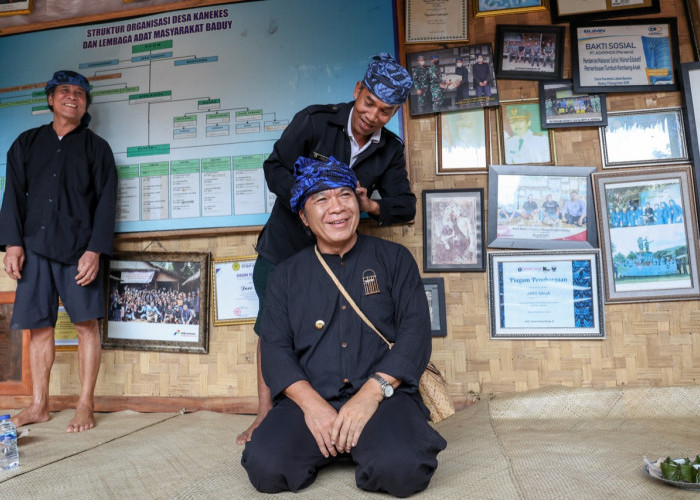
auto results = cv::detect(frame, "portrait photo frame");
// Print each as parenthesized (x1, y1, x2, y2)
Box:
(498, 99, 556, 166)
(592, 166, 700, 304)
(422, 278, 447, 337)
(488, 164, 598, 250)
(550, 0, 659, 24)
(487, 249, 605, 340)
(423, 188, 485, 272)
(0, 0, 33, 16)
(211, 255, 258, 326)
(681, 62, 700, 211)
(102, 252, 210, 353)
(494, 25, 564, 81)
(437, 108, 490, 174)
(539, 80, 607, 129)
(571, 18, 680, 94)
(0, 292, 32, 396)
(405, 0, 468, 43)
(407, 43, 499, 116)
(474, 0, 548, 18)
(600, 107, 688, 169)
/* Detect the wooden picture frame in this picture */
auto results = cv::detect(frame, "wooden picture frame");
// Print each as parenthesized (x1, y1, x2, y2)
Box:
(571, 18, 680, 94)
(550, 0, 660, 24)
(423, 278, 447, 337)
(498, 99, 556, 166)
(495, 25, 564, 81)
(488, 164, 598, 250)
(211, 255, 258, 326)
(405, 0, 468, 43)
(685, 0, 700, 60)
(539, 80, 607, 129)
(0, 0, 32, 17)
(592, 166, 700, 304)
(0, 292, 32, 396)
(437, 109, 490, 174)
(102, 252, 210, 353)
(600, 107, 688, 169)
(422, 188, 485, 272)
(474, 0, 547, 18)
(680, 62, 700, 212)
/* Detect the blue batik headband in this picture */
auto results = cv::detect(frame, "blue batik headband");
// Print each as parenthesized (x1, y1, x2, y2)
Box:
(362, 52, 413, 105)
(45, 70, 91, 95)
(290, 156, 358, 213)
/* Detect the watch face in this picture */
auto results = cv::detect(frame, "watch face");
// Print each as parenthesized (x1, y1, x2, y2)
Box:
(384, 384, 394, 398)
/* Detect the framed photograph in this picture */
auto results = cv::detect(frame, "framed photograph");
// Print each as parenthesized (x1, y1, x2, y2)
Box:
(551, 0, 660, 24)
(437, 109, 489, 174)
(592, 166, 700, 303)
(423, 278, 447, 337)
(474, 0, 548, 18)
(571, 19, 680, 94)
(0, 0, 32, 16)
(423, 188, 485, 272)
(495, 25, 564, 81)
(539, 80, 607, 129)
(406, 0, 468, 43)
(0, 292, 32, 396)
(488, 250, 605, 340)
(488, 164, 598, 250)
(685, 0, 700, 60)
(102, 252, 210, 353)
(407, 43, 499, 116)
(498, 99, 556, 165)
(681, 62, 700, 210)
(212, 255, 258, 326)
(600, 107, 688, 169)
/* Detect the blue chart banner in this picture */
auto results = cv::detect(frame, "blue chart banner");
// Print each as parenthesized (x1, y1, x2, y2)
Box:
(0, 0, 398, 233)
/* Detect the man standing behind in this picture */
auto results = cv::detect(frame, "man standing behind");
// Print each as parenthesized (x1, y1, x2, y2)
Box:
(238, 53, 416, 444)
(242, 156, 446, 496)
(0, 70, 117, 433)
(471, 52, 492, 99)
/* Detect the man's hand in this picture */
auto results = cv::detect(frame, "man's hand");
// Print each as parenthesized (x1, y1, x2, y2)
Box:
(75, 250, 100, 286)
(355, 181, 380, 217)
(302, 398, 341, 458)
(331, 385, 381, 453)
(3, 245, 25, 280)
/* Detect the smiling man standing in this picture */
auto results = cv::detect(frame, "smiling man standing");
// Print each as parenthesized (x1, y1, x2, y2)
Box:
(0, 70, 117, 433)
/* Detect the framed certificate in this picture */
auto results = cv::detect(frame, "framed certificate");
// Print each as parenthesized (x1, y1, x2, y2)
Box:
(571, 19, 680, 93)
(405, 0, 468, 43)
(487, 250, 605, 340)
(211, 256, 258, 326)
(550, 0, 660, 24)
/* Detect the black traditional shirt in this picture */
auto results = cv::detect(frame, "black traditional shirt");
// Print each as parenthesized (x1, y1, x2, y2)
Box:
(260, 234, 431, 403)
(0, 121, 117, 264)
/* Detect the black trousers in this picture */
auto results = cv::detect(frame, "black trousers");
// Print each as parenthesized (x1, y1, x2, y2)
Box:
(241, 392, 447, 497)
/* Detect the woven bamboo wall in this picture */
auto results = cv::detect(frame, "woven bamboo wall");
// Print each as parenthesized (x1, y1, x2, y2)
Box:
(1, 0, 700, 402)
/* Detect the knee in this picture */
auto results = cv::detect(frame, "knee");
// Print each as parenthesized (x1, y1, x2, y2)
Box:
(241, 441, 316, 494)
(355, 447, 438, 497)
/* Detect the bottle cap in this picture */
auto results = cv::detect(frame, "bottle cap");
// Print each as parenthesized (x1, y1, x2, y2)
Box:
(0, 415, 10, 421)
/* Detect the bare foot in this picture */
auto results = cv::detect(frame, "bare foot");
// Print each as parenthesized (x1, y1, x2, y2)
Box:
(11, 405, 51, 428)
(66, 406, 95, 433)
(236, 408, 270, 445)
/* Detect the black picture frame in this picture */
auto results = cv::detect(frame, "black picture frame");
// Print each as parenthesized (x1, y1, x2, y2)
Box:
(539, 80, 607, 129)
(422, 188, 485, 272)
(550, 0, 660, 24)
(422, 278, 447, 337)
(487, 164, 598, 250)
(571, 18, 680, 94)
(494, 24, 564, 81)
(681, 61, 700, 213)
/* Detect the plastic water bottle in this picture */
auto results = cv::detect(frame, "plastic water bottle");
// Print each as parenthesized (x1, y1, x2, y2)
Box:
(0, 414, 19, 470)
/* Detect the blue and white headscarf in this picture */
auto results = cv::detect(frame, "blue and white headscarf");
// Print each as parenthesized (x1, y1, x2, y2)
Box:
(290, 156, 358, 213)
(45, 70, 91, 95)
(362, 52, 413, 105)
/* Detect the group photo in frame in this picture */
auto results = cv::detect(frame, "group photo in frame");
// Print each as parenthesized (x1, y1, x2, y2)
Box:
(539, 80, 607, 129)
(495, 25, 564, 81)
(422, 188, 485, 272)
(488, 164, 598, 250)
(437, 108, 490, 174)
(407, 43, 499, 116)
(211, 255, 258, 326)
(474, 0, 548, 18)
(571, 18, 680, 94)
(0, 0, 32, 16)
(102, 252, 210, 354)
(422, 278, 447, 337)
(405, 0, 468, 43)
(487, 249, 605, 340)
(498, 99, 556, 165)
(600, 107, 688, 169)
(550, 0, 659, 24)
(592, 166, 700, 304)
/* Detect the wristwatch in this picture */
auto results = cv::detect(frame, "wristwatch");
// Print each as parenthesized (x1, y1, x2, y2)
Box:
(371, 373, 394, 399)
